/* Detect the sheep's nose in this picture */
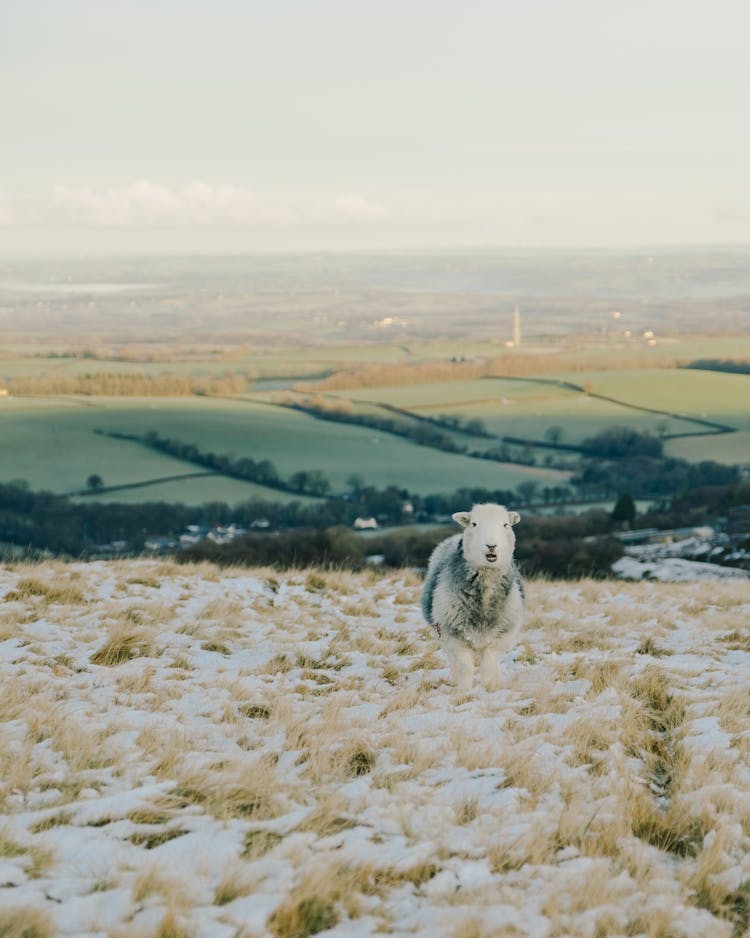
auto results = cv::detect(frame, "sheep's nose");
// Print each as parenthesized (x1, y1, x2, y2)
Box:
(486, 543, 497, 550)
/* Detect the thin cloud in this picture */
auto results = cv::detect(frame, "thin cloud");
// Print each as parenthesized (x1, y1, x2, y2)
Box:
(2, 182, 749, 247)
(43, 181, 389, 230)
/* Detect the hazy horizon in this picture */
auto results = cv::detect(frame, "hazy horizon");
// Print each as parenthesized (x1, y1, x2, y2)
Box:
(3, 1, 750, 255)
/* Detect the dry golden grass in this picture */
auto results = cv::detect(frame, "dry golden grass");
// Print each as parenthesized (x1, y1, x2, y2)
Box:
(170, 754, 285, 821)
(0, 906, 55, 938)
(294, 798, 359, 838)
(266, 864, 351, 938)
(4, 575, 85, 606)
(266, 857, 440, 938)
(242, 828, 283, 859)
(109, 909, 193, 938)
(214, 863, 258, 906)
(90, 627, 153, 665)
(686, 829, 750, 937)
(131, 868, 187, 906)
(269, 894, 338, 938)
(0, 829, 26, 859)
(3, 562, 750, 938)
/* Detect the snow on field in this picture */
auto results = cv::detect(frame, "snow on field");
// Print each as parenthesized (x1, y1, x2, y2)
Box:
(613, 534, 750, 583)
(1, 560, 750, 938)
(613, 555, 750, 582)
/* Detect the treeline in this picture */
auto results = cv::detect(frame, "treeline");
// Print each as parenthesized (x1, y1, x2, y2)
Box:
(581, 427, 664, 459)
(298, 352, 686, 392)
(498, 426, 739, 496)
(0, 482, 198, 555)
(0, 479, 525, 558)
(6, 352, 748, 400)
(103, 424, 741, 510)
(101, 430, 332, 496)
(180, 487, 746, 577)
(573, 455, 740, 498)
(640, 481, 750, 528)
(38, 349, 177, 363)
(0, 474, 621, 577)
(148, 477, 750, 577)
(4, 476, 750, 577)
(283, 398, 548, 469)
(4, 371, 252, 397)
(0, 474, 544, 558)
(101, 427, 548, 502)
(568, 427, 740, 497)
(375, 404, 492, 438)
(179, 513, 624, 579)
(684, 359, 750, 376)
(281, 398, 467, 454)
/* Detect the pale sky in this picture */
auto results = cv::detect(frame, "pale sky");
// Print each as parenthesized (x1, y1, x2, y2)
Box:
(2, 0, 749, 253)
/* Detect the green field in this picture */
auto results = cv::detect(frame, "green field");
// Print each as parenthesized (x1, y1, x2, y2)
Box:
(3, 252, 749, 512)
(0, 398, 312, 504)
(0, 395, 567, 503)
(322, 368, 750, 456)
(76, 474, 308, 506)
(3, 365, 747, 507)
(326, 377, 692, 446)
(555, 368, 750, 422)
(664, 431, 750, 464)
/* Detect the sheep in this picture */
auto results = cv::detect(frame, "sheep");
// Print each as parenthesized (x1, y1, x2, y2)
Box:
(422, 503, 524, 691)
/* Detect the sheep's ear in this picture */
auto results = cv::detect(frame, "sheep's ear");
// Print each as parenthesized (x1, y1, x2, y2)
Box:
(452, 511, 471, 527)
(509, 511, 521, 526)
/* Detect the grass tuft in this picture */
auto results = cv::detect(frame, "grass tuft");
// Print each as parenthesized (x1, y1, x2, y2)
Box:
(698, 880, 750, 937)
(344, 746, 376, 778)
(242, 828, 283, 859)
(128, 828, 189, 849)
(0, 907, 54, 938)
(631, 801, 706, 857)
(90, 630, 151, 665)
(213, 865, 256, 906)
(153, 911, 192, 938)
(636, 636, 672, 657)
(4, 577, 85, 605)
(29, 811, 73, 834)
(240, 704, 271, 719)
(200, 640, 231, 655)
(0, 830, 25, 858)
(269, 895, 338, 938)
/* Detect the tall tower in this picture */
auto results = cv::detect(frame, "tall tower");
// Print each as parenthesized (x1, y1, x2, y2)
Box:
(513, 305, 521, 347)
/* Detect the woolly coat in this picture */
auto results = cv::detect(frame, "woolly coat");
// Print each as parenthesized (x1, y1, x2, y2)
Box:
(422, 533, 524, 649)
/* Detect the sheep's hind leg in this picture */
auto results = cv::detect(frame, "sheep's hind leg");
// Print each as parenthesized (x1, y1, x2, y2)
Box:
(444, 638, 474, 691)
(479, 645, 501, 690)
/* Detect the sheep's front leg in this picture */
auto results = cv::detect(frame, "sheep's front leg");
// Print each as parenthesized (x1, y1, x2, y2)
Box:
(479, 645, 501, 690)
(444, 637, 474, 691)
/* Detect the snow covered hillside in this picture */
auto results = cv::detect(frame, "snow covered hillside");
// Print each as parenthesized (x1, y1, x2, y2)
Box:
(1, 560, 749, 938)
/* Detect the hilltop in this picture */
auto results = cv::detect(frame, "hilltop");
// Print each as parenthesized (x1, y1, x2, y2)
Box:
(1, 560, 749, 938)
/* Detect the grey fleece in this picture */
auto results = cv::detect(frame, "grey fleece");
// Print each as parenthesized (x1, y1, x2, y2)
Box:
(423, 536, 524, 644)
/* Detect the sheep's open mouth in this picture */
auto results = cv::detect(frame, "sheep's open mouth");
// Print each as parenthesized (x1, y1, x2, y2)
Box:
(485, 552, 497, 563)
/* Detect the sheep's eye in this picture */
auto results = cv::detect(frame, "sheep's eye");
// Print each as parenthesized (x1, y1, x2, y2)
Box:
(471, 522, 477, 527)
(504, 523, 509, 527)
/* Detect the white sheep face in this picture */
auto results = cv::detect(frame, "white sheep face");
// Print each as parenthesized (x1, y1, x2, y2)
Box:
(452, 503, 520, 569)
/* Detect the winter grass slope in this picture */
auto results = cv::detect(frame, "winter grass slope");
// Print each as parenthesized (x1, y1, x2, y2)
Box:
(1, 561, 750, 938)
